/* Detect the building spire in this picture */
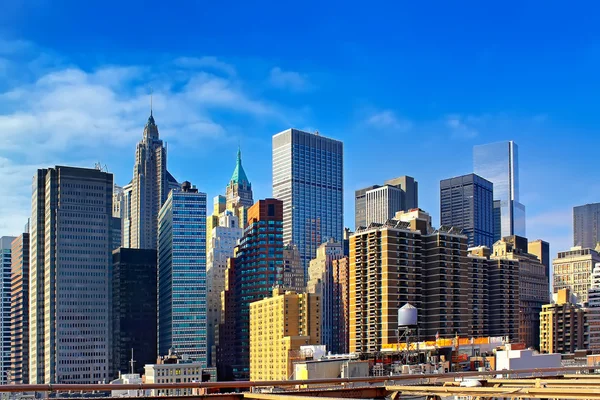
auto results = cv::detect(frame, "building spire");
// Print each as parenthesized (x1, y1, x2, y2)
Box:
(150, 87, 153, 117)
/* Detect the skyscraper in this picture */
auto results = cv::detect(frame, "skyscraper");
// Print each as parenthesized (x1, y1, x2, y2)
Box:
(157, 182, 207, 364)
(574, 203, 600, 249)
(0, 237, 15, 385)
(354, 176, 418, 229)
(218, 199, 284, 381)
(128, 111, 179, 250)
(10, 226, 29, 384)
(272, 129, 344, 275)
(440, 173, 494, 248)
(307, 239, 344, 352)
(206, 210, 242, 368)
(226, 148, 253, 225)
(30, 166, 114, 384)
(553, 246, 600, 304)
(112, 248, 157, 376)
(473, 141, 526, 240)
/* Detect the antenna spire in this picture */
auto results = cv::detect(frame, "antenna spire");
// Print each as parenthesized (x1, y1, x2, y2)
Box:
(150, 87, 153, 117)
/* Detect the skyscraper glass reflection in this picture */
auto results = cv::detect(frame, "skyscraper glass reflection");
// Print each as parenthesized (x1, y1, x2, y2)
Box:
(473, 141, 526, 240)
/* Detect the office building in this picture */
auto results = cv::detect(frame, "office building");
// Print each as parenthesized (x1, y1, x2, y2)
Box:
(30, 166, 114, 384)
(574, 203, 600, 249)
(128, 110, 179, 250)
(249, 288, 320, 381)
(10, 227, 29, 384)
(528, 239, 550, 283)
(226, 148, 253, 226)
(273, 128, 344, 276)
(470, 246, 520, 341)
(157, 182, 207, 364)
(307, 239, 344, 352)
(440, 173, 494, 247)
(218, 199, 284, 380)
(332, 256, 350, 354)
(553, 246, 600, 304)
(0, 237, 14, 385)
(112, 248, 157, 376)
(144, 351, 215, 396)
(282, 244, 305, 292)
(206, 195, 227, 254)
(355, 176, 418, 229)
(206, 210, 242, 367)
(120, 183, 133, 248)
(492, 236, 548, 349)
(587, 264, 600, 351)
(540, 289, 586, 354)
(473, 141, 526, 240)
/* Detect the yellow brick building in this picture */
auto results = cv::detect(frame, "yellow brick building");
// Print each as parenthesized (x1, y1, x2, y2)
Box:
(540, 288, 586, 354)
(249, 288, 320, 381)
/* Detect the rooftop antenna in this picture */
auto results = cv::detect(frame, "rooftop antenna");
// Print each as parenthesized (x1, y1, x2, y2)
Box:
(150, 87, 153, 116)
(129, 348, 136, 374)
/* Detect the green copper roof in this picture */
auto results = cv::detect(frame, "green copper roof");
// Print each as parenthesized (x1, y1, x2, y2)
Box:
(231, 147, 250, 186)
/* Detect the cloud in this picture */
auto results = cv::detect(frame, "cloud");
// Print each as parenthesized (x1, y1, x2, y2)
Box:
(173, 56, 237, 77)
(446, 114, 479, 139)
(366, 110, 413, 132)
(269, 67, 313, 92)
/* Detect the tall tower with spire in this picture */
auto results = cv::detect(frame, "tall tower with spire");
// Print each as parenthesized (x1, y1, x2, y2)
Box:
(129, 110, 172, 249)
(225, 147, 253, 225)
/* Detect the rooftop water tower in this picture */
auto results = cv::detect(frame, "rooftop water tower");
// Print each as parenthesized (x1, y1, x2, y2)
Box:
(397, 303, 419, 366)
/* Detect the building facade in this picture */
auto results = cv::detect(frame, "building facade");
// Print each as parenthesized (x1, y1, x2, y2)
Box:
(157, 182, 207, 364)
(10, 229, 29, 384)
(206, 210, 242, 368)
(225, 148, 253, 226)
(553, 246, 600, 304)
(492, 236, 548, 349)
(249, 288, 320, 381)
(282, 244, 305, 292)
(528, 239, 550, 284)
(473, 141, 526, 241)
(272, 128, 344, 276)
(354, 176, 418, 229)
(218, 199, 284, 380)
(440, 173, 494, 248)
(144, 351, 215, 396)
(540, 289, 586, 354)
(307, 239, 344, 352)
(0, 237, 15, 385)
(587, 263, 600, 351)
(112, 248, 157, 376)
(332, 257, 350, 354)
(128, 111, 178, 250)
(30, 166, 114, 384)
(574, 203, 600, 249)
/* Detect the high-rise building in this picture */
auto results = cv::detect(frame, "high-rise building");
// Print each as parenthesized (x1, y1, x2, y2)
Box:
(128, 111, 179, 250)
(218, 199, 284, 381)
(354, 176, 418, 229)
(121, 183, 133, 248)
(307, 239, 344, 352)
(553, 246, 600, 304)
(10, 227, 29, 384)
(273, 129, 344, 276)
(574, 203, 600, 249)
(587, 263, 600, 351)
(469, 246, 520, 341)
(206, 195, 227, 254)
(528, 239, 550, 284)
(112, 248, 157, 376)
(440, 174, 494, 248)
(226, 148, 253, 225)
(473, 141, 526, 241)
(157, 182, 207, 364)
(540, 288, 586, 354)
(249, 288, 320, 381)
(206, 210, 242, 368)
(332, 256, 350, 354)
(0, 237, 15, 385)
(30, 166, 114, 384)
(492, 236, 548, 349)
(282, 244, 305, 292)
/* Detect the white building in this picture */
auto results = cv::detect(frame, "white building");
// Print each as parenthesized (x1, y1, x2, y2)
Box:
(110, 374, 148, 397)
(206, 210, 242, 367)
(587, 263, 600, 350)
(365, 185, 404, 226)
(495, 347, 561, 377)
(144, 352, 216, 396)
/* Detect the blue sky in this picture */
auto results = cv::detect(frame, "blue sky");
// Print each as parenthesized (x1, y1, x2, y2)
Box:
(1, 1, 599, 257)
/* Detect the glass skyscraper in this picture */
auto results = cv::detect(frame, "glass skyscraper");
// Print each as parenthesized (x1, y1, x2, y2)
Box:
(473, 141, 526, 241)
(272, 129, 344, 275)
(574, 203, 600, 249)
(158, 181, 207, 365)
(440, 173, 494, 248)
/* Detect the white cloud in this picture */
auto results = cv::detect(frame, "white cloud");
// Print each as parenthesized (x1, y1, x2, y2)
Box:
(174, 56, 236, 76)
(446, 114, 479, 139)
(269, 67, 313, 92)
(366, 110, 413, 132)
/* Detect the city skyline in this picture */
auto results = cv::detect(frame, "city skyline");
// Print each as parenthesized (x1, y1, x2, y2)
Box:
(2, 3, 600, 259)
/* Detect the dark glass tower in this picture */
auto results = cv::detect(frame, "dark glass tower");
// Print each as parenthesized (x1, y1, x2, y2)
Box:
(440, 174, 494, 248)
(112, 248, 157, 377)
